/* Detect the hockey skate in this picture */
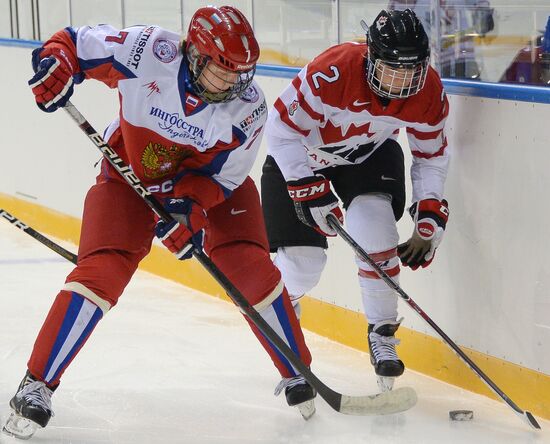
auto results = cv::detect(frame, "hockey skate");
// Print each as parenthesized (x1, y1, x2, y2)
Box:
(368, 319, 405, 392)
(275, 375, 317, 420)
(3, 371, 55, 440)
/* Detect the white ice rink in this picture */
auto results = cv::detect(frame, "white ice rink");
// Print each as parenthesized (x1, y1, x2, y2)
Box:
(0, 220, 548, 444)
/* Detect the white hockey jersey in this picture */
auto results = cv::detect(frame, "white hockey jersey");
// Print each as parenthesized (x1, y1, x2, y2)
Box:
(41, 24, 267, 209)
(265, 42, 450, 202)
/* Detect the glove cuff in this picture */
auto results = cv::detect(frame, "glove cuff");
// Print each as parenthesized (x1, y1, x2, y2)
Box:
(410, 199, 449, 226)
(287, 175, 331, 202)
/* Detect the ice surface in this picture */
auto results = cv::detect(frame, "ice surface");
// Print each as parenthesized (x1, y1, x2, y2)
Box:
(0, 221, 548, 444)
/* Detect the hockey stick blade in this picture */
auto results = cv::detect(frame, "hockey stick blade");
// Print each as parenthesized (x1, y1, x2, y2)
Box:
(327, 213, 541, 429)
(524, 411, 541, 430)
(63, 101, 419, 417)
(338, 387, 417, 415)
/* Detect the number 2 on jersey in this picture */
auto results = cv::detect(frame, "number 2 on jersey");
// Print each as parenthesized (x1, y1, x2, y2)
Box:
(311, 66, 340, 89)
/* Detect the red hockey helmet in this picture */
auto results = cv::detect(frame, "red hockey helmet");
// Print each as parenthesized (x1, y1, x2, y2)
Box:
(186, 6, 259, 103)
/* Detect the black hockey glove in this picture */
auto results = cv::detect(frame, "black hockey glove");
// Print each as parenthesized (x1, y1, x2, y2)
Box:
(286, 175, 343, 237)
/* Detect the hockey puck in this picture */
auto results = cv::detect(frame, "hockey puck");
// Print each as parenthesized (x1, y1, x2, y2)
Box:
(449, 410, 474, 421)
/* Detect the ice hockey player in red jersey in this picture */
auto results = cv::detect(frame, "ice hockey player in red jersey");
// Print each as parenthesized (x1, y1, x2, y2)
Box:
(3, 6, 315, 440)
(261, 9, 450, 392)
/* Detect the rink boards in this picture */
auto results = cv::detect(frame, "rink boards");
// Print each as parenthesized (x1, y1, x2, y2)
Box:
(1, 41, 549, 421)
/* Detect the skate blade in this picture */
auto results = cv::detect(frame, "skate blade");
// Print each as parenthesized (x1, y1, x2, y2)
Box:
(2, 411, 40, 440)
(296, 399, 316, 420)
(377, 376, 396, 392)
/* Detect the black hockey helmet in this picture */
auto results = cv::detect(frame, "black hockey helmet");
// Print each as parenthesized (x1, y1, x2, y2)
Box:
(365, 9, 430, 98)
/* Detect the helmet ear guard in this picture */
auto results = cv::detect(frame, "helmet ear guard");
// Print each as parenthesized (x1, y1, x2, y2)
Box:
(365, 9, 430, 99)
(185, 6, 259, 103)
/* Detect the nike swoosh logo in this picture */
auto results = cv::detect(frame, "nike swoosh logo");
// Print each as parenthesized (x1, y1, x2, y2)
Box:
(353, 99, 371, 107)
(231, 208, 247, 215)
(381, 175, 396, 181)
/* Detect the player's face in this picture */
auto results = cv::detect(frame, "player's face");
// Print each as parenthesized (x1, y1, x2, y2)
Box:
(375, 62, 417, 95)
(198, 62, 239, 93)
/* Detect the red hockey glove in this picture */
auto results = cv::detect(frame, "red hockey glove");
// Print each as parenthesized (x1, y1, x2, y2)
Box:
(397, 199, 449, 270)
(287, 175, 343, 237)
(28, 48, 75, 113)
(155, 198, 208, 260)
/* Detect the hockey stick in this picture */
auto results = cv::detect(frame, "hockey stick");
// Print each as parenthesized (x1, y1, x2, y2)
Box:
(0, 209, 78, 264)
(60, 100, 417, 416)
(326, 213, 541, 429)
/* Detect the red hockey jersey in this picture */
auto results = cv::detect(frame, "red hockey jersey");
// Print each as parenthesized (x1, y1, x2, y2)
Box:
(266, 42, 450, 202)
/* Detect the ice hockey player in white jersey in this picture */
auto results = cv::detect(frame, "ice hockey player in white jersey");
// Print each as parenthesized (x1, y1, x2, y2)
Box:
(3, 6, 316, 440)
(261, 9, 450, 392)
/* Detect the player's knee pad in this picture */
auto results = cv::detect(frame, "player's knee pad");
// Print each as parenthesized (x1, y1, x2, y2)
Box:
(65, 251, 139, 308)
(273, 246, 327, 298)
(209, 241, 281, 306)
(63, 281, 112, 314)
(347, 193, 399, 254)
(346, 193, 400, 277)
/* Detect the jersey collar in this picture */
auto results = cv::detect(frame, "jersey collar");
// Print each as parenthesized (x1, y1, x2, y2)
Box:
(177, 56, 208, 116)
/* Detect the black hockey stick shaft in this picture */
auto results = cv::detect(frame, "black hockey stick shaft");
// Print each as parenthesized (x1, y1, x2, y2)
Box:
(61, 101, 416, 416)
(0, 209, 78, 264)
(327, 213, 541, 429)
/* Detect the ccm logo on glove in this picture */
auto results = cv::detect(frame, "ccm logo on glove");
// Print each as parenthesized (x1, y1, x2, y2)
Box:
(287, 175, 343, 237)
(288, 180, 328, 200)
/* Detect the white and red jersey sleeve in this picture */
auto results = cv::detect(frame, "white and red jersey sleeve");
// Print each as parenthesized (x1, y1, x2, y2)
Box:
(265, 66, 325, 180)
(38, 24, 162, 88)
(404, 68, 450, 202)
